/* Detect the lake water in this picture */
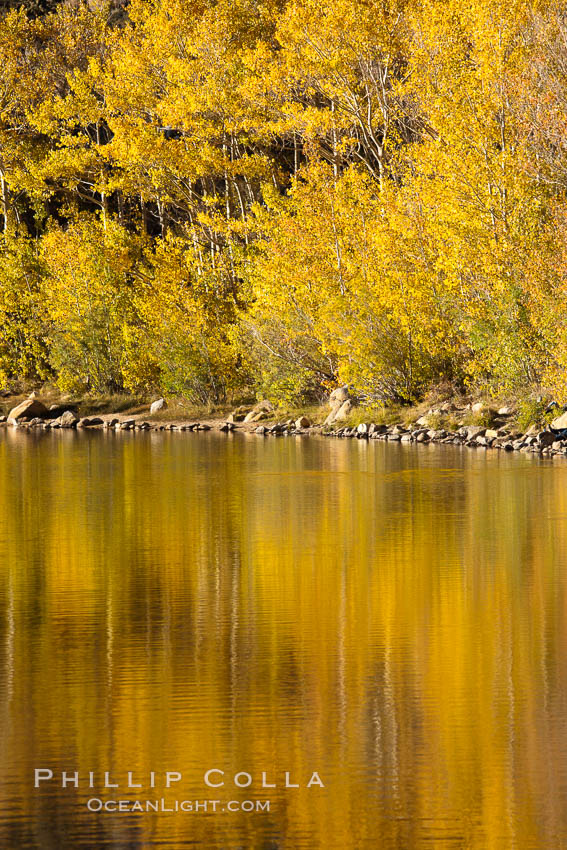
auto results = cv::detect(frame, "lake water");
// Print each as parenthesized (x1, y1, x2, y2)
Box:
(1, 429, 567, 849)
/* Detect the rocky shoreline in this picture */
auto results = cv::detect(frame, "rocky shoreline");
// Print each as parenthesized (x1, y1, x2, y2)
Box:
(2, 392, 567, 457)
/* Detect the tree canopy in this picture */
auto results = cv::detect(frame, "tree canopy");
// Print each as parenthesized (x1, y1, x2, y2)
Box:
(1, 0, 567, 403)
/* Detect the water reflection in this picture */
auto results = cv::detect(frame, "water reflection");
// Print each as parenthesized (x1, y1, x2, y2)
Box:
(0, 429, 566, 848)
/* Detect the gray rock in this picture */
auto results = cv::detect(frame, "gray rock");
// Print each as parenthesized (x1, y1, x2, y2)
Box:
(255, 425, 267, 435)
(466, 426, 486, 439)
(391, 425, 408, 435)
(150, 398, 167, 415)
(8, 398, 48, 422)
(551, 410, 567, 430)
(329, 386, 350, 405)
(538, 431, 556, 448)
(334, 400, 353, 421)
(295, 416, 311, 429)
(60, 410, 79, 428)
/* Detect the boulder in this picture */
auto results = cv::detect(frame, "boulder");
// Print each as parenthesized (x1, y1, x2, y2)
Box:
(244, 401, 274, 422)
(333, 400, 353, 421)
(244, 410, 270, 423)
(295, 416, 311, 429)
(229, 405, 256, 422)
(60, 410, 79, 428)
(150, 398, 167, 414)
(466, 425, 486, 439)
(255, 425, 267, 435)
(551, 410, 567, 430)
(8, 398, 48, 422)
(329, 386, 350, 405)
(357, 423, 368, 434)
(498, 406, 514, 416)
(78, 417, 103, 427)
(538, 431, 556, 448)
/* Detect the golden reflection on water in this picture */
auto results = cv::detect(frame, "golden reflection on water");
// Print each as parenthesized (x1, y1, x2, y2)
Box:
(1, 429, 567, 848)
